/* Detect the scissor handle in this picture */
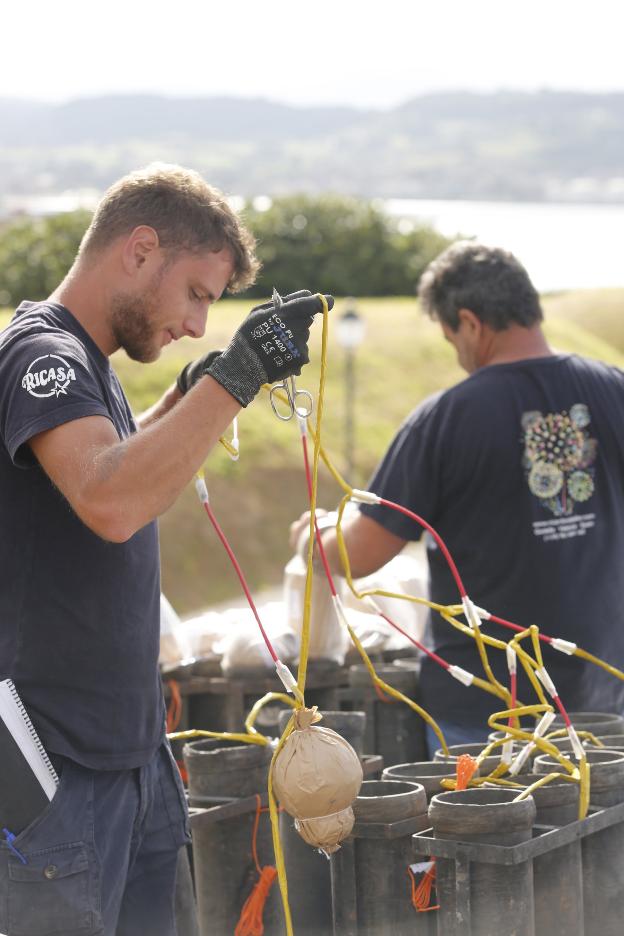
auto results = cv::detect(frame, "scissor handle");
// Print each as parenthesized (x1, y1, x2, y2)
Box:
(269, 381, 295, 421)
(292, 386, 313, 418)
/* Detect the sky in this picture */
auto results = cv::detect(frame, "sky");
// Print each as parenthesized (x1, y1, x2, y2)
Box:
(3, 0, 624, 109)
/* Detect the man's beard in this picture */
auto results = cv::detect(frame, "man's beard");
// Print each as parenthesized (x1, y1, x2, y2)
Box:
(110, 290, 162, 363)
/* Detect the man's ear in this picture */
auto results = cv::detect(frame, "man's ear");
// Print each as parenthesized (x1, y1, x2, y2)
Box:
(121, 226, 160, 275)
(457, 307, 482, 337)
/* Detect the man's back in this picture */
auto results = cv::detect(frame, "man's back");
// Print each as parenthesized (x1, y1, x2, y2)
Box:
(361, 353, 624, 726)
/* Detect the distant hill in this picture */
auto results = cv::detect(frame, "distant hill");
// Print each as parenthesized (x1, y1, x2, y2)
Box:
(1, 91, 623, 206)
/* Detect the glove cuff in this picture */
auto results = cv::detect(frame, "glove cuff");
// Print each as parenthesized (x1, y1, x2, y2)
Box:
(206, 333, 268, 407)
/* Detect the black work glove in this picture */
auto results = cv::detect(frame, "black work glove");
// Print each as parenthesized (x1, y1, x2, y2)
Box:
(206, 290, 334, 407)
(176, 349, 223, 395)
(175, 291, 314, 396)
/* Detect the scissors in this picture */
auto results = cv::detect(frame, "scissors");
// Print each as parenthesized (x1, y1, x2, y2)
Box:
(269, 288, 314, 421)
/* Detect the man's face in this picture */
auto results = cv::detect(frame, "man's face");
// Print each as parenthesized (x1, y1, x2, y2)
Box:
(110, 247, 234, 363)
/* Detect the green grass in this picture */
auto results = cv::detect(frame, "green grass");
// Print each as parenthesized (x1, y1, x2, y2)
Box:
(3, 290, 624, 613)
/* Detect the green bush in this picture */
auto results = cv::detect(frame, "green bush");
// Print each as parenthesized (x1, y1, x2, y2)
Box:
(0, 211, 92, 306)
(0, 197, 452, 306)
(243, 194, 451, 297)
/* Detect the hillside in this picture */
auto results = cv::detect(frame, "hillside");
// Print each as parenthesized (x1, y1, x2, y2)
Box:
(1, 91, 623, 205)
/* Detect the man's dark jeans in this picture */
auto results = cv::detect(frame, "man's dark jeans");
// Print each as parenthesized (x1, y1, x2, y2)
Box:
(0, 741, 190, 935)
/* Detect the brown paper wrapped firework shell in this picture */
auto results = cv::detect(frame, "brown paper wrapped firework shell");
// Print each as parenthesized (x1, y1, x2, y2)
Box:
(295, 806, 355, 855)
(272, 706, 362, 852)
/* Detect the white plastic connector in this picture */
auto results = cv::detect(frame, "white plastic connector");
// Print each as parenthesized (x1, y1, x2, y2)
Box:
(448, 665, 474, 687)
(332, 594, 350, 628)
(508, 743, 534, 776)
(410, 861, 435, 876)
(462, 596, 482, 631)
(296, 412, 308, 437)
(474, 605, 492, 621)
(275, 660, 298, 694)
(501, 740, 514, 766)
(364, 595, 383, 615)
(534, 711, 557, 738)
(551, 638, 578, 656)
(350, 488, 382, 506)
(506, 645, 517, 676)
(535, 667, 558, 699)
(195, 476, 209, 504)
(567, 725, 586, 761)
(227, 418, 240, 461)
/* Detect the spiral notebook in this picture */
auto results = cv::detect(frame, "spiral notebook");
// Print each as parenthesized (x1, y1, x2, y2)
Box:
(0, 679, 59, 833)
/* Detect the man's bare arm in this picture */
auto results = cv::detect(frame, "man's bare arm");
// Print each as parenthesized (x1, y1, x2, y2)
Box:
(136, 382, 182, 430)
(290, 510, 407, 579)
(29, 375, 240, 543)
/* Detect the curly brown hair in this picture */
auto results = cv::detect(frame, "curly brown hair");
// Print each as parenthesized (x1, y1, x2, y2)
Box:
(79, 163, 260, 293)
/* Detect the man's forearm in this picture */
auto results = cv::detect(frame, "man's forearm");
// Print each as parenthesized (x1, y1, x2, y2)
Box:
(136, 383, 182, 429)
(89, 376, 240, 539)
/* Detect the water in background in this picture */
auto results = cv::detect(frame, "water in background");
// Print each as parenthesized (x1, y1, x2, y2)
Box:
(384, 199, 624, 292)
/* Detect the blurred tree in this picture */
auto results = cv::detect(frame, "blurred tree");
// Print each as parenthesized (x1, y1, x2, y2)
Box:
(243, 194, 452, 297)
(0, 197, 453, 307)
(0, 210, 91, 306)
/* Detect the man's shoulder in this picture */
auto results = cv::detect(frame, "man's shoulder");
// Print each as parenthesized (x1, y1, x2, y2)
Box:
(0, 302, 90, 366)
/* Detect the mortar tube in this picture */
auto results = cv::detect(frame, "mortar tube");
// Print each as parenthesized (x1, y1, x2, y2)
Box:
(535, 748, 624, 936)
(429, 787, 536, 936)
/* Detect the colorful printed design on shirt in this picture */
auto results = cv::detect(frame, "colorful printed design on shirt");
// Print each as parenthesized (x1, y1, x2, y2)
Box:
(522, 404, 597, 517)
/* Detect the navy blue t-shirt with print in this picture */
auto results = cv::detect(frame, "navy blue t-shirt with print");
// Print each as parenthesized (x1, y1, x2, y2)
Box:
(360, 354, 624, 730)
(0, 301, 164, 770)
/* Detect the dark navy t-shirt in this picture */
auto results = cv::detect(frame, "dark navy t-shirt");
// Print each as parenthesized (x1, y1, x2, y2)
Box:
(360, 354, 624, 729)
(0, 301, 164, 769)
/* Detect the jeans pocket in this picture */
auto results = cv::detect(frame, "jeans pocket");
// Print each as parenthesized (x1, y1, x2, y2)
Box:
(8, 843, 101, 936)
(162, 742, 191, 844)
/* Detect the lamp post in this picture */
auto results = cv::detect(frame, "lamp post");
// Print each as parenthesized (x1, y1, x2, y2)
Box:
(336, 300, 366, 480)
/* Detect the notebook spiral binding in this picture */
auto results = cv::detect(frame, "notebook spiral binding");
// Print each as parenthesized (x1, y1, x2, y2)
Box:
(6, 679, 59, 786)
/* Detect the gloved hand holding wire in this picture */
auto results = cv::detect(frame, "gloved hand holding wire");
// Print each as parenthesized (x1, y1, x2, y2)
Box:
(176, 290, 316, 396)
(206, 290, 334, 406)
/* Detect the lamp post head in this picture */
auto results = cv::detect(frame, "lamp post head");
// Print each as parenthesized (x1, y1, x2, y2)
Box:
(337, 302, 366, 350)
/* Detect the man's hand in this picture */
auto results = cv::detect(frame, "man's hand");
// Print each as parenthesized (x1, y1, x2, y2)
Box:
(176, 350, 223, 395)
(207, 290, 334, 407)
(175, 290, 329, 398)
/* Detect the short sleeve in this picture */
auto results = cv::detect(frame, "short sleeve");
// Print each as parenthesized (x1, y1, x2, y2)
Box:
(0, 329, 113, 467)
(359, 393, 446, 540)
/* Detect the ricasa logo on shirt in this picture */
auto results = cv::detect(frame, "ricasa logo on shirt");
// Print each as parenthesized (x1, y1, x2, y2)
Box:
(21, 353, 78, 398)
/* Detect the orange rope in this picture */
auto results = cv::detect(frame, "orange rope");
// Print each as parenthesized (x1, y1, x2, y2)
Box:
(455, 753, 479, 791)
(235, 795, 278, 936)
(409, 863, 439, 912)
(166, 679, 183, 732)
(410, 753, 478, 913)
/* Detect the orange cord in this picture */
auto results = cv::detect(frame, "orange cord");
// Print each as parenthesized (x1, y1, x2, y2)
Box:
(410, 753, 478, 913)
(166, 679, 183, 732)
(235, 795, 278, 936)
